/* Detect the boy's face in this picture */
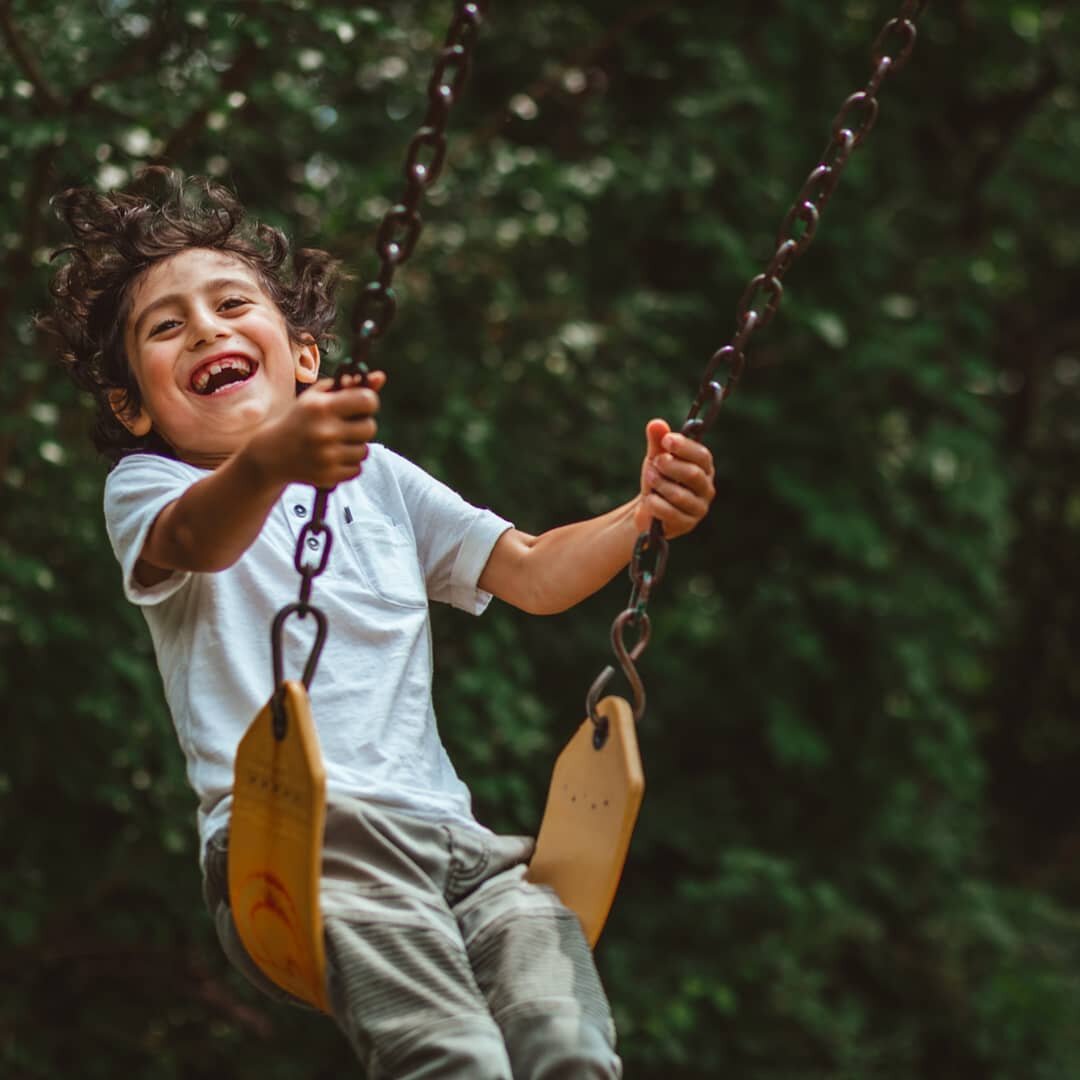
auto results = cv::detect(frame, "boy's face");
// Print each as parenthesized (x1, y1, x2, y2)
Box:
(115, 248, 319, 466)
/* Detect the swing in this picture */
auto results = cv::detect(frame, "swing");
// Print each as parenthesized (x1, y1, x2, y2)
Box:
(228, 0, 929, 1011)
(228, 609, 330, 1010)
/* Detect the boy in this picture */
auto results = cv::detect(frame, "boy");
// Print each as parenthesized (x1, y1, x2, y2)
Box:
(43, 169, 716, 1078)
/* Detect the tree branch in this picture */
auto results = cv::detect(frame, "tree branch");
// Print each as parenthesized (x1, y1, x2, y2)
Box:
(0, 138, 62, 381)
(966, 55, 1062, 194)
(0, 0, 62, 111)
(69, 2, 179, 111)
(156, 35, 265, 164)
(465, 0, 680, 150)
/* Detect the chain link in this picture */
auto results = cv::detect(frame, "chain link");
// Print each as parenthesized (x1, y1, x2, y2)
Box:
(271, 2, 488, 723)
(340, 0, 487, 377)
(588, 0, 929, 733)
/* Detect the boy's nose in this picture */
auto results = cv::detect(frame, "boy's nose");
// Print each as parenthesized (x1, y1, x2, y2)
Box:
(191, 329, 227, 348)
(188, 312, 229, 348)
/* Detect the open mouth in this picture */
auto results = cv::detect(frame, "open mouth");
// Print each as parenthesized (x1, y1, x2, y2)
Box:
(190, 355, 258, 396)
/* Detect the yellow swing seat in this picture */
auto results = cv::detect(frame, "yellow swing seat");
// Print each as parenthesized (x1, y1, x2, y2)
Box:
(526, 694, 644, 947)
(228, 688, 643, 1005)
(228, 679, 330, 1012)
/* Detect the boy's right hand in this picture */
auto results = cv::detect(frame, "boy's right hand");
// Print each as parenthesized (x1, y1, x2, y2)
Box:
(247, 370, 386, 489)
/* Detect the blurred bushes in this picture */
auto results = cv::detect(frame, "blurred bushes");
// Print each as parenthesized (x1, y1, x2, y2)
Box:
(1, 1, 1078, 1076)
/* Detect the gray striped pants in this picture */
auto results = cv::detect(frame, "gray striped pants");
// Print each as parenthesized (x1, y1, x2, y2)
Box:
(203, 796, 622, 1078)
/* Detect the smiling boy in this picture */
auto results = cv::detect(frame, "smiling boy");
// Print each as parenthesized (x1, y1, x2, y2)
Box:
(43, 169, 715, 1078)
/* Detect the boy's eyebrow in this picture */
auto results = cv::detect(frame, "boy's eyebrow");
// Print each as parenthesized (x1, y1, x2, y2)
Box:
(131, 277, 261, 338)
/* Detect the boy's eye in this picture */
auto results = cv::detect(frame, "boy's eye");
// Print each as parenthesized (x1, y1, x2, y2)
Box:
(146, 297, 251, 337)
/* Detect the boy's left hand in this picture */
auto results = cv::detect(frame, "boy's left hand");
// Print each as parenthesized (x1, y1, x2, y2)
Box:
(635, 418, 716, 537)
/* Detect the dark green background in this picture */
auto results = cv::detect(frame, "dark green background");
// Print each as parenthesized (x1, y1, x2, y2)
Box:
(2, 1, 1078, 1076)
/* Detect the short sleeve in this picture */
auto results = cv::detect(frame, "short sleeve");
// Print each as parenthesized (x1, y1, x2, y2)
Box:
(103, 454, 200, 606)
(377, 448, 512, 614)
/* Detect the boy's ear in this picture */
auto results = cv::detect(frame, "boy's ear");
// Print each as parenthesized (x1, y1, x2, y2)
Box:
(107, 388, 153, 437)
(295, 340, 320, 385)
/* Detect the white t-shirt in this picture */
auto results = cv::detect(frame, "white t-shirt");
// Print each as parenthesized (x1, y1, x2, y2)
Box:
(103, 445, 513, 863)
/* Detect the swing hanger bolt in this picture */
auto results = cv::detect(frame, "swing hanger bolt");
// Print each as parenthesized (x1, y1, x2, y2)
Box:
(585, 598, 652, 732)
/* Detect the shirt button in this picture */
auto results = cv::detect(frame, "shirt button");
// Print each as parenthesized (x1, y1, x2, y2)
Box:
(306, 536, 320, 550)
(293, 504, 307, 518)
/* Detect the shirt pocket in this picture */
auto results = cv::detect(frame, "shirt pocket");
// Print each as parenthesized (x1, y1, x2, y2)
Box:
(341, 510, 428, 609)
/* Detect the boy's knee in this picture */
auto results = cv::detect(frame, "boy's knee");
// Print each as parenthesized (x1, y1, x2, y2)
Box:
(501, 1010, 622, 1080)
(374, 1018, 513, 1080)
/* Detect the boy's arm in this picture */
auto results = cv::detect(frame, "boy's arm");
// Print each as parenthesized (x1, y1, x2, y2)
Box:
(134, 375, 383, 586)
(478, 420, 715, 615)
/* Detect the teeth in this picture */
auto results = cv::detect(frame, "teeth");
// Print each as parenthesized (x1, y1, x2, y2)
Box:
(192, 356, 253, 394)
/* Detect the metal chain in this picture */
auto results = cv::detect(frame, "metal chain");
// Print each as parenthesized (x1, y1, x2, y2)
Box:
(587, 0, 929, 739)
(340, 0, 488, 377)
(272, 2, 488, 726)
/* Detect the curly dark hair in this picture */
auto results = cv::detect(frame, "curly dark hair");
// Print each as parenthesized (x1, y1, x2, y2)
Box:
(38, 166, 342, 463)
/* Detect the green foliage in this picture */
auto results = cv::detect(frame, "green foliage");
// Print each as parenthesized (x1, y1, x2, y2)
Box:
(2, 0, 1078, 1076)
